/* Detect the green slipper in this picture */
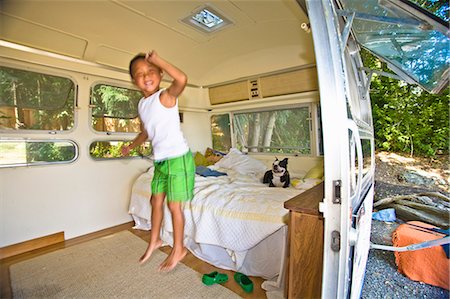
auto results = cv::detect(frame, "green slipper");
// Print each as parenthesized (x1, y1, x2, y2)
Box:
(202, 271, 228, 286)
(234, 272, 253, 293)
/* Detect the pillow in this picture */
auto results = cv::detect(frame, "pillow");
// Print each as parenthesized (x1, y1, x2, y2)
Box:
(291, 178, 322, 189)
(194, 152, 208, 167)
(205, 147, 226, 157)
(204, 147, 224, 165)
(304, 160, 324, 179)
(215, 148, 267, 177)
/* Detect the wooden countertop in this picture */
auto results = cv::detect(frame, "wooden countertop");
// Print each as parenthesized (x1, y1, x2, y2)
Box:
(284, 182, 324, 216)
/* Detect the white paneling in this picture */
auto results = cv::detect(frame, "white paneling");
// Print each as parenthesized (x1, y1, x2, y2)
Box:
(0, 12, 88, 59)
(180, 111, 212, 154)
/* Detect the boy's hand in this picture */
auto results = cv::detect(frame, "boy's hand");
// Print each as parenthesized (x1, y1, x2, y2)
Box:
(121, 145, 131, 156)
(146, 50, 158, 64)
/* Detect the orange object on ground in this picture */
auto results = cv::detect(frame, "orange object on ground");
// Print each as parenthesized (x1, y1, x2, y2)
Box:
(393, 221, 449, 290)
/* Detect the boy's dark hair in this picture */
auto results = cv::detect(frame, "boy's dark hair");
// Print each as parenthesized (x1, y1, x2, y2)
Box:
(129, 53, 146, 79)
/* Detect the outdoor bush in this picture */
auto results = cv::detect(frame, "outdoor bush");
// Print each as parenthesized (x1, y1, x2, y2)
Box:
(361, 49, 449, 157)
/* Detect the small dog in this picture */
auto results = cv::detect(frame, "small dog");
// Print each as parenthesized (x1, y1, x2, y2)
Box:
(263, 157, 290, 188)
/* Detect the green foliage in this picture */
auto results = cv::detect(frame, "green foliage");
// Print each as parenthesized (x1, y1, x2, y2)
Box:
(361, 49, 449, 157)
(89, 141, 151, 159)
(27, 142, 75, 162)
(91, 84, 141, 119)
(233, 108, 310, 154)
(211, 114, 231, 152)
(0, 66, 75, 130)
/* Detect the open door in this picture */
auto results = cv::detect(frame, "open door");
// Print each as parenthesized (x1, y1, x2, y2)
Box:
(305, 0, 448, 298)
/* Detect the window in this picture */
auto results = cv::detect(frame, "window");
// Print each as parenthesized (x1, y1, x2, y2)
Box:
(0, 139, 78, 167)
(211, 114, 232, 152)
(348, 131, 374, 210)
(0, 66, 75, 131)
(89, 140, 151, 160)
(90, 83, 142, 133)
(340, 0, 449, 93)
(233, 106, 311, 155)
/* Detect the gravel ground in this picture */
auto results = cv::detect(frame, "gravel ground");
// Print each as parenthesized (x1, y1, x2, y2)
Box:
(361, 153, 449, 299)
(362, 219, 448, 299)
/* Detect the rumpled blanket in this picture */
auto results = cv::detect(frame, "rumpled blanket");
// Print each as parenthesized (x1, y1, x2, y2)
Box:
(163, 169, 303, 252)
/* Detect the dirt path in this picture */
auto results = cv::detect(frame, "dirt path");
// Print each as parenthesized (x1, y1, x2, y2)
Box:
(375, 151, 449, 195)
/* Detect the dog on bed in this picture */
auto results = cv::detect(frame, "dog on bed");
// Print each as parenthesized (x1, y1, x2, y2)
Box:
(263, 157, 290, 188)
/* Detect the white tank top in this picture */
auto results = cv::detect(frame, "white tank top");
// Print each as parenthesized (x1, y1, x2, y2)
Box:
(138, 89, 189, 161)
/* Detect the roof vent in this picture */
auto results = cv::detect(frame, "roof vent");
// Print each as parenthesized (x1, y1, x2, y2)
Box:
(181, 5, 233, 34)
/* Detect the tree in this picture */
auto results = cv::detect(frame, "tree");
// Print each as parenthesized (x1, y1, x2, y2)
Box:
(361, 49, 449, 157)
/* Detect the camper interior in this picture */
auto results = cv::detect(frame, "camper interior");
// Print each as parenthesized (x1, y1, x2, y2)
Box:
(1, 0, 448, 298)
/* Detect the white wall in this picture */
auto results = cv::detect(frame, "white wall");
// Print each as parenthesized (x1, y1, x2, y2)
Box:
(250, 154, 323, 177)
(179, 87, 212, 153)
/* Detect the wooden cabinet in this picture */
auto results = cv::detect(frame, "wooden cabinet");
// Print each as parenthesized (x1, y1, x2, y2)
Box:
(284, 182, 324, 299)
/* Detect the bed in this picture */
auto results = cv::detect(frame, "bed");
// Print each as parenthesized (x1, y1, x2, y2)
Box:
(128, 148, 320, 292)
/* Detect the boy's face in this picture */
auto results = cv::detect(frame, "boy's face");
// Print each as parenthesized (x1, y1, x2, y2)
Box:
(132, 59, 162, 97)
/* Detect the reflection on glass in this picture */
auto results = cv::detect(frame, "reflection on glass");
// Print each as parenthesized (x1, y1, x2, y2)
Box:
(361, 138, 372, 176)
(407, 0, 449, 22)
(211, 114, 231, 152)
(348, 131, 373, 208)
(340, 0, 449, 93)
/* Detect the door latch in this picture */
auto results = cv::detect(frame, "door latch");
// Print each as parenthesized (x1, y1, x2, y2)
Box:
(331, 230, 341, 252)
(333, 180, 341, 204)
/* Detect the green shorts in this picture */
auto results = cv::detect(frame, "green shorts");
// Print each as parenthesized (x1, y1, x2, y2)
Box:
(151, 151, 195, 202)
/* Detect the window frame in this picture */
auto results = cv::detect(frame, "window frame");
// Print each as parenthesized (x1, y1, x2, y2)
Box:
(89, 80, 143, 135)
(88, 139, 152, 161)
(230, 103, 315, 156)
(0, 138, 79, 168)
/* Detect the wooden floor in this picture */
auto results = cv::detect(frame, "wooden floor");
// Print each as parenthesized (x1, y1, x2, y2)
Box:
(0, 222, 268, 299)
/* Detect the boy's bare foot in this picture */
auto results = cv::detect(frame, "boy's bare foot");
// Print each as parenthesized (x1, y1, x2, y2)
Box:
(139, 239, 162, 264)
(158, 247, 187, 272)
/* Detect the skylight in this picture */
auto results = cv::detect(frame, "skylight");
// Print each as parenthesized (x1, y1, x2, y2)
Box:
(193, 9, 224, 28)
(182, 6, 232, 33)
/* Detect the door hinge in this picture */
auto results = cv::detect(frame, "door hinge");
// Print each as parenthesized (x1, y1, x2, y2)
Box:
(333, 180, 341, 204)
(331, 230, 341, 252)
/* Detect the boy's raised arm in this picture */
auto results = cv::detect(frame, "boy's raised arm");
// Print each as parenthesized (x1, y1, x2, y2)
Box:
(146, 51, 187, 107)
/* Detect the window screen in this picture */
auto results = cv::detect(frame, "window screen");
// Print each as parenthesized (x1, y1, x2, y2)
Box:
(90, 83, 142, 133)
(0, 66, 75, 131)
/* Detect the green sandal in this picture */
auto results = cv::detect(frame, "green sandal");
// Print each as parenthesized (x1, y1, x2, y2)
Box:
(234, 272, 253, 293)
(202, 271, 229, 286)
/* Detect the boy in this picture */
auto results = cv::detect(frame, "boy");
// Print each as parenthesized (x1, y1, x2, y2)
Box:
(122, 51, 195, 272)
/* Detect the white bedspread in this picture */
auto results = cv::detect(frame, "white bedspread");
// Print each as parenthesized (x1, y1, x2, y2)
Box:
(170, 169, 302, 252)
(130, 166, 303, 251)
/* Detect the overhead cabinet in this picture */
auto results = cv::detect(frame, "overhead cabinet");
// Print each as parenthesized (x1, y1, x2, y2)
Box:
(208, 66, 318, 105)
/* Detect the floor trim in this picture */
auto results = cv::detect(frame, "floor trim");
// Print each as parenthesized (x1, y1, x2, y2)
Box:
(0, 232, 65, 260)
